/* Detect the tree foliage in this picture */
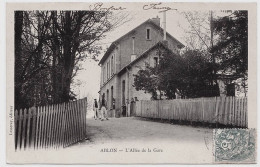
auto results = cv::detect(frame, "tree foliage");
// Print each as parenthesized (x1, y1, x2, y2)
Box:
(211, 11, 248, 76)
(181, 50, 219, 98)
(133, 45, 220, 100)
(15, 10, 130, 109)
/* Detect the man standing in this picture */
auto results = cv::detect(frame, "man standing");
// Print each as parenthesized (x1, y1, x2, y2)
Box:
(101, 97, 109, 121)
(93, 99, 98, 120)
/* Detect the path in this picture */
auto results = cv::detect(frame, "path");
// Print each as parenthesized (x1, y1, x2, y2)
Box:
(66, 117, 214, 164)
(14, 117, 214, 164)
(84, 117, 211, 143)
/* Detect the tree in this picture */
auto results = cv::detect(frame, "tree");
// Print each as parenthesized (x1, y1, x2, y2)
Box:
(15, 11, 25, 109)
(211, 11, 248, 95)
(134, 44, 186, 100)
(15, 10, 130, 109)
(181, 50, 219, 98)
(211, 11, 248, 77)
(133, 45, 220, 99)
(178, 11, 215, 52)
(133, 65, 159, 100)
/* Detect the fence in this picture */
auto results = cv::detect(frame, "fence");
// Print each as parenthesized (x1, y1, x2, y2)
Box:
(14, 98, 87, 151)
(136, 97, 247, 127)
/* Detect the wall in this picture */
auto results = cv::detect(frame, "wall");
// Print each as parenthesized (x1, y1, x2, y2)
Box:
(100, 20, 181, 88)
(99, 20, 182, 117)
(100, 49, 118, 87)
(128, 48, 160, 102)
(113, 45, 169, 115)
(118, 21, 180, 70)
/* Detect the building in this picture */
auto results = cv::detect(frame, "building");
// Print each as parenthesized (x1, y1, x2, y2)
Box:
(98, 16, 184, 117)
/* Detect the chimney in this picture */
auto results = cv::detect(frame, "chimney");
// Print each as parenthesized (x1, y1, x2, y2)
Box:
(151, 15, 160, 26)
(131, 37, 137, 62)
(162, 11, 166, 41)
(162, 11, 168, 47)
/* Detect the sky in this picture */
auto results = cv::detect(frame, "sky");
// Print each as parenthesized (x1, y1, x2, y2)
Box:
(71, 8, 224, 101)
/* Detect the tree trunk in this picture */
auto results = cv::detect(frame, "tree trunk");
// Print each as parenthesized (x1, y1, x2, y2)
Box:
(61, 11, 74, 102)
(60, 11, 82, 102)
(15, 11, 24, 109)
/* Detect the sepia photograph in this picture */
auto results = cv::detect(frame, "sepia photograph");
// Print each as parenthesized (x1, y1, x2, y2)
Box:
(6, 2, 257, 164)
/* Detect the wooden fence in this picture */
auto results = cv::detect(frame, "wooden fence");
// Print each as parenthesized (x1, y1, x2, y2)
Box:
(14, 98, 87, 151)
(136, 97, 247, 127)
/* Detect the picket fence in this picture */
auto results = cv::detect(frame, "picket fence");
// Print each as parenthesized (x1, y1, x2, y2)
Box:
(14, 98, 87, 150)
(136, 97, 247, 127)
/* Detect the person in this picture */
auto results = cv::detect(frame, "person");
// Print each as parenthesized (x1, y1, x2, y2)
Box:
(93, 99, 98, 120)
(98, 98, 102, 119)
(101, 97, 109, 121)
(130, 98, 135, 116)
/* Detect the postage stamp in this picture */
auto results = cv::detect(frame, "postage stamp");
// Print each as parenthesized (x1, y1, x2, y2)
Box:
(214, 128, 256, 163)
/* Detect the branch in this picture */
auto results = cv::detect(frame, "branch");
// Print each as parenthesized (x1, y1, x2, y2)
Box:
(183, 12, 210, 49)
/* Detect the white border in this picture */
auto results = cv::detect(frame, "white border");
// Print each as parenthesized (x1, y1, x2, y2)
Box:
(1, 0, 259, 167)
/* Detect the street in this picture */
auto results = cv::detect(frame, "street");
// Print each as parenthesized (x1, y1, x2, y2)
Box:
(84, 117, 212, 144)
(12, 116, 215, 164)
(67, 117, 214, 163)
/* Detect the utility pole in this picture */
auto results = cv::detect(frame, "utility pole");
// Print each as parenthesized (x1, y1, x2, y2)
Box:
(210, 11, 217, 85)
(210, 11, 214, 49)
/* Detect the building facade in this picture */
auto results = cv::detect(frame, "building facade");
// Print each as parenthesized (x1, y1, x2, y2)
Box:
(98, 16, 184, 117)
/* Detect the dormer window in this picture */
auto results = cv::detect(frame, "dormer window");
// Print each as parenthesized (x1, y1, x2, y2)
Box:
(154, 57, 158, 67)
(146, 28, 151, 40)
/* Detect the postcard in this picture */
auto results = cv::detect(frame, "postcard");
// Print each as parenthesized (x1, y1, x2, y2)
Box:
(6, 2, 257, 164)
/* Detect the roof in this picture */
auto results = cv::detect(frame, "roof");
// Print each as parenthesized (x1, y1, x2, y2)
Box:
(98, 18, 184, 65)
(117, 41, 178, 76)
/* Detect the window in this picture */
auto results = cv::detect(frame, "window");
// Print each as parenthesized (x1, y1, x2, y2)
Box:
(103, 67, 105, 83)
(122, 80, 125, 105)
(107, 62, 109, 80)
(108, 60, 111, 78)
(154, 57, 158, 67)
(111, 86, 114, 108)
(109, 60, 110, 78)
(107, 89, 109, 109)
(146, 28, 151, 40)
(111, 56, 114, 75)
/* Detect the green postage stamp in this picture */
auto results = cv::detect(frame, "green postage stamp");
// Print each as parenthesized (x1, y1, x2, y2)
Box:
(214, 128, 256, 163)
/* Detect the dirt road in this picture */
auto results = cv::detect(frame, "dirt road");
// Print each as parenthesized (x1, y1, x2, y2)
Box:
(66, 117, 214, 164)
(84, 117, 212, 143)
(14, 117, 214, 164)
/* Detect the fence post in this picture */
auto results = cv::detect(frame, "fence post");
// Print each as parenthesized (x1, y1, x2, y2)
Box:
(22, 108, 27, 150)
(14, 110, 18, 150)
(228, 97, 232, 126)
(84, 97, 88, 138)
(71, 101, 77, 144)
(245, 98, 248, 127)
(39, 106, 43, 148)
(17, 109, 23, 150)
(224, 96, 229, 125)
(45, 105, 51, 148)
(201, 98, 204, 124)
(31, 107, 36, 149)
(52, 104, 58, 148)
(49, 104, 55, 148)
(41, 106, 47, 148)
(26, 108, 32, 149)
(55, 103, 61, 148)
(67, 102, 72, 147)
(61, 103, 66, 148)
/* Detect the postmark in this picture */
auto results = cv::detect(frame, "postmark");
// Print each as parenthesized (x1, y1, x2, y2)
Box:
(214, 128, 256, 163)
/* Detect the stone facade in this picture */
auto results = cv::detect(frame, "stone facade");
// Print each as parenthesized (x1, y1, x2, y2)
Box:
(99, 17, 184, 117)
